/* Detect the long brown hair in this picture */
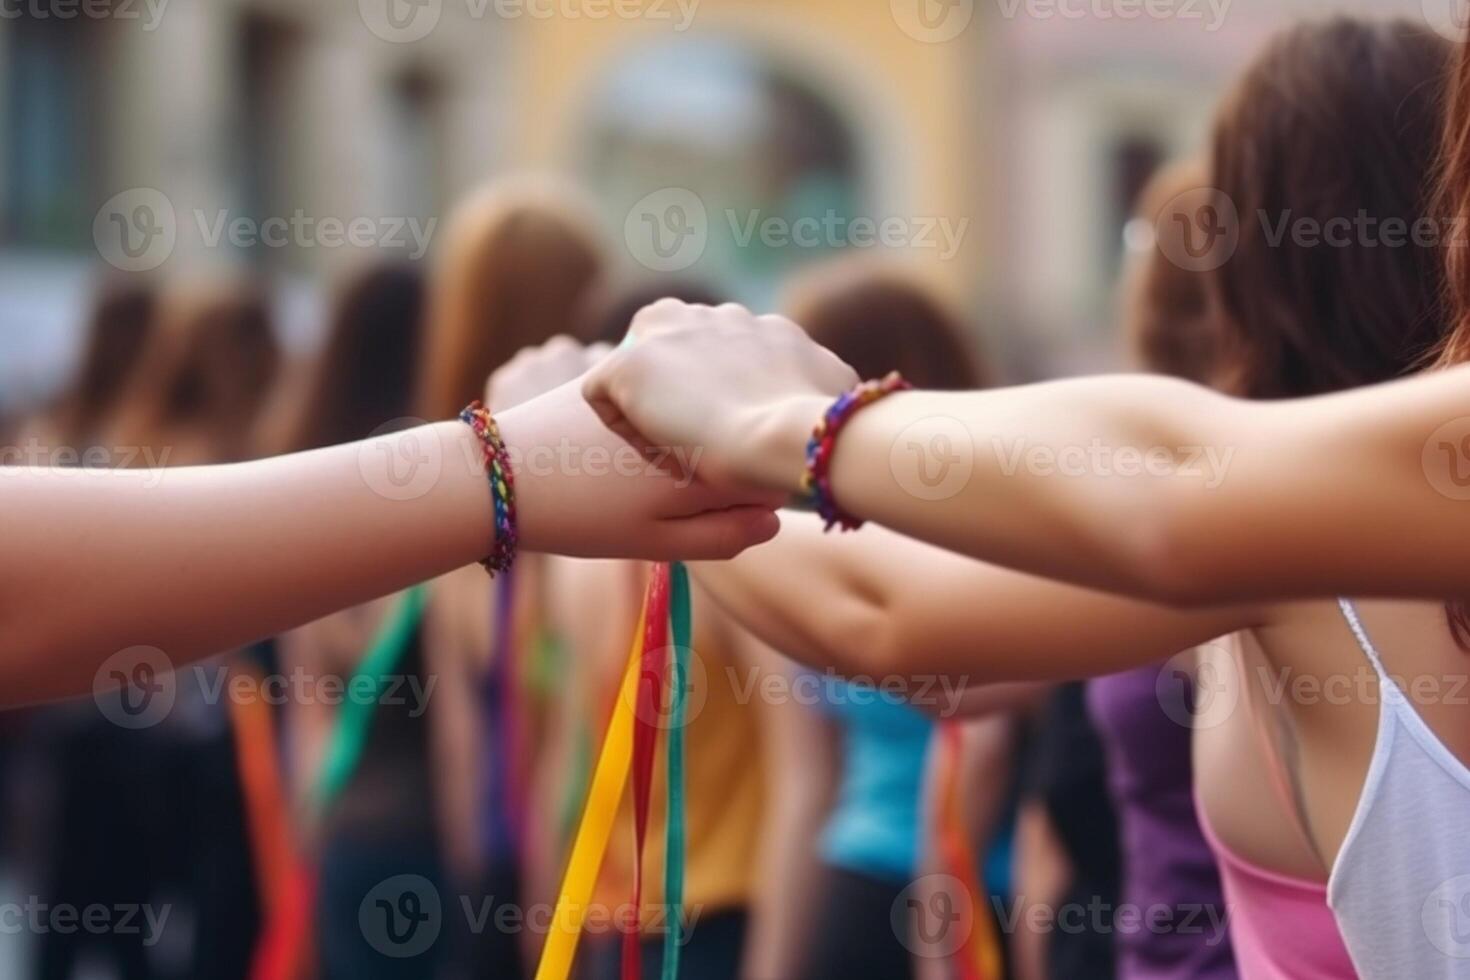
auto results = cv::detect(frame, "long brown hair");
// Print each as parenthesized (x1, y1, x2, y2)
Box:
(784, 259, 986, 391)
(1433, 24, 1470, 641)
(280, 264, 426, 454)
(53, 279, 159, 446)
(417, 181, 604, 420)
(1435, 24, 1470, 363)
(109, 279, 280, 464)
(1209, 18, 1451, 398)
(1123, 159, 1217, 383)
(1208, 19, 1459, 637)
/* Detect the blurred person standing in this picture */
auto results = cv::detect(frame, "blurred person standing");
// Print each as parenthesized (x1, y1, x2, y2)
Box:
(17, 279, 170, 980)
(414, 179, 604, 979)
(504, 277, 773, 980)
(270, 264, 438, 980)
(105, 280, 282, 980)
(1082, 159, 1234, 980)
(730, 259, 1014, 980)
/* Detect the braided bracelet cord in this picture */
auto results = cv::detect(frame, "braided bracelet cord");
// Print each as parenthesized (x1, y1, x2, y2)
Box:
(460, 401, 518, 575)
(801, 371, 912, 532)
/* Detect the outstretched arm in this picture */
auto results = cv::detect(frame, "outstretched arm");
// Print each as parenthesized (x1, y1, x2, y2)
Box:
(1, 380, 777, 706)
(586, 300, 1470, 604)
(691, 512, 1253, 688)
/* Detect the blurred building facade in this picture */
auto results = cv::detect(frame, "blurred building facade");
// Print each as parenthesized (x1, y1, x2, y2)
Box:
(0, 0, 1439, 410)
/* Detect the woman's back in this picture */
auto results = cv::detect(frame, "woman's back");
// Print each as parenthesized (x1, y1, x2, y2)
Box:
(1197, 596, 1470, 974)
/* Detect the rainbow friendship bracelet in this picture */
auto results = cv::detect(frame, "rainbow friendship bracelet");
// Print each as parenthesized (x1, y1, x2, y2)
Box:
(801, 371, 912, 531)
(460, 400, 518, 575)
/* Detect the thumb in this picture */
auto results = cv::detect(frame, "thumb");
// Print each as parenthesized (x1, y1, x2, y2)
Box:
(652, 507, 781, 561)
(581, 355, 644, 445)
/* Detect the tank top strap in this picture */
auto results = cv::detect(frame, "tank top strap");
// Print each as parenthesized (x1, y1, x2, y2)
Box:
(1336, 599, 1390, 679)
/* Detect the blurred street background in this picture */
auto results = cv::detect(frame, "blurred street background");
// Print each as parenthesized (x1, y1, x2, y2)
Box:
(0, 1, 1453, 977)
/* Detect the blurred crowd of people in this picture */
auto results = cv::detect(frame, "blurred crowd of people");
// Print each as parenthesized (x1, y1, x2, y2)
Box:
(0, 10, 1460, 980)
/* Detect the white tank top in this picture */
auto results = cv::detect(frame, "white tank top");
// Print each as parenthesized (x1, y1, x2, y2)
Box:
(1328, 598, 1470, 977)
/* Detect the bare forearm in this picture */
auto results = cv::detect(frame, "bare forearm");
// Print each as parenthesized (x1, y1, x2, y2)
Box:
(822, 376, 1226, 596)
(1, 421, 492, 704)
(778, 368, 1470, 603)
(694, 514, 1247, 687)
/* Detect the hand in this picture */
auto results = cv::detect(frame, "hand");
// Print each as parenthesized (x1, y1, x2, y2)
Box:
(487, 336, 612, 413)
(581, 300, 858, 495)
(494, 377, 784, 561)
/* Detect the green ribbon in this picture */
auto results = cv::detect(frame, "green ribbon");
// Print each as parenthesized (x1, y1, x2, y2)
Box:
(662, 563, 691, 980)
(310, 585, 428, 817)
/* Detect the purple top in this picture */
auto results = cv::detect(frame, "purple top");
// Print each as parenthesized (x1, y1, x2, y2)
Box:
(1086, 665, 1238, 980)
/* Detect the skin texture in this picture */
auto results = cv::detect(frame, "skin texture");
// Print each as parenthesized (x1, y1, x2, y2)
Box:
(1, 379, 778, 707)
(584, 300, 1470, 603)
(575, 308, 1470, 890)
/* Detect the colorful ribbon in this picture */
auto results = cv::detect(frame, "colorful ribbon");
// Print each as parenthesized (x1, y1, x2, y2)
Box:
(661, 563, 692, 980)
(229, 657, 309, 980)
(310, 586, 428, 815)
(534, 597, 648, 980)
(536, 562, 691, 980)
(625, 564, 672, 980)
(935, 720, 1003, 980)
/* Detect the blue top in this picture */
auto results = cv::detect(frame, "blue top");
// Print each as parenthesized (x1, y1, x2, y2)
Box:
(817, 677, 933, 884)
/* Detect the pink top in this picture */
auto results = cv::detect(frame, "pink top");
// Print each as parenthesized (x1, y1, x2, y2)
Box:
(1196, 801, 1355, 979)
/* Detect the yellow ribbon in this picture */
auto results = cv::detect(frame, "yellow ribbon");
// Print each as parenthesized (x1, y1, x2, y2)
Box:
(534, 603, 647, 980)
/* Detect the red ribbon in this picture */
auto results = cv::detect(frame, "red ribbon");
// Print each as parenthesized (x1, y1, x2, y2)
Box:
(623, 563, 671, 980)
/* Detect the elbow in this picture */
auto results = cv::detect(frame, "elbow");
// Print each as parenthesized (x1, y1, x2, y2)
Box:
(836, 599, 906, 683)
(1116, 485, 1219, 608)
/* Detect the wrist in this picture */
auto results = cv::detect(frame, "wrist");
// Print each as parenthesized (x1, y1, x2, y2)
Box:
(742, 395, 831, 496)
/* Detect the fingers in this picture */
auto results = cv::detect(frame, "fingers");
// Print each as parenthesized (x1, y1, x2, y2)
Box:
(580, 349, 628, 434)
(489, 335, 598, 411)
(654, 506, 781, 560)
